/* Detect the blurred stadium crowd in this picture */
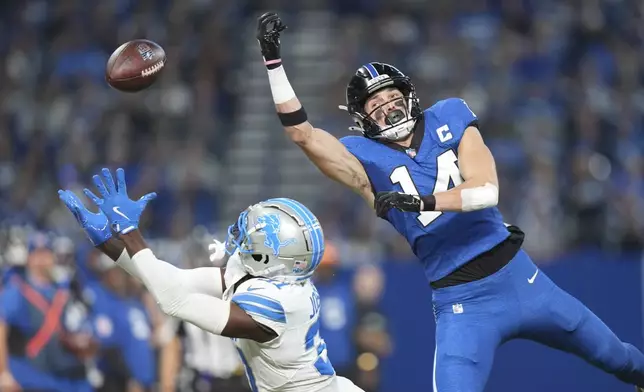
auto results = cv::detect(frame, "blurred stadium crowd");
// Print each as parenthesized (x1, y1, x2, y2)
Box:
(0, 0, 643, 391)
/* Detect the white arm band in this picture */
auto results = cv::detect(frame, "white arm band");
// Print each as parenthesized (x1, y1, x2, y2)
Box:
(115, 249, 223, 298)
(131, 249, 230, 335)
(460, 182, 499, 212)
(267, 65, 296, 104)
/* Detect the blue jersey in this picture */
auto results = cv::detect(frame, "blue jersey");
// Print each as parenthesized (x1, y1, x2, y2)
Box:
(341, 98, 510, 282)
(85, 282, 156, 388)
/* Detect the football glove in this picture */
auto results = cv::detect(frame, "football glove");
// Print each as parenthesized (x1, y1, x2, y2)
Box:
(208, 239, 227, 264)
(209, 238, 248, 290)
(83, 168, 156, 234)
(256, 11, 287, 66)
(58, 189, 112, 246)
(375, 191, 421, 218)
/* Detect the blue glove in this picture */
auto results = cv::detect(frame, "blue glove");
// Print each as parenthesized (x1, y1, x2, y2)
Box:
(84, 168, 157, 234)
(58, 189, 112, 246)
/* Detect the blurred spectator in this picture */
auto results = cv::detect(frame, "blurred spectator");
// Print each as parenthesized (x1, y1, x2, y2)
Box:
(2, 0, 644, 391)
(156, 234, 246, 392)
(169, 320, 247, 392)
(315, 242, 358, 379)
(352, 265, 392, 392)
(84, 253, 156, 392)
(0, 232, 93, 392)
(1, 0, 642, 258)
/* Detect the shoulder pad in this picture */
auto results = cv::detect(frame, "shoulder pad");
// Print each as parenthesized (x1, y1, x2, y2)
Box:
(232, 279, 287, 325)
(428, 98, 478, 148)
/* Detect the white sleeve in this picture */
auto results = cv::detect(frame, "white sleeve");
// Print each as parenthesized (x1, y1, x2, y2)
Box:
(129, 249, 230, 335)
(231, 284, 287, 337)
(116, 249, 223, 298)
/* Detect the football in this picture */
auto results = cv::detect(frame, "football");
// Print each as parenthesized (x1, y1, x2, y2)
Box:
(106, 39, 166, 92)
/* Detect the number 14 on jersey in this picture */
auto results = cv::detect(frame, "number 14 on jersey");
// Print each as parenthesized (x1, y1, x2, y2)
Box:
(389, 149, 462, 226)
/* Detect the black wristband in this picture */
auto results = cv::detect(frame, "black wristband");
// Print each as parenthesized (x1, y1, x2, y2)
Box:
(277, 107, 308, 127)
(420, 195, 436, 211)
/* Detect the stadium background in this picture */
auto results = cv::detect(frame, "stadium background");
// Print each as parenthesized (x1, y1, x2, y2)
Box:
(0, 0, 643, 391)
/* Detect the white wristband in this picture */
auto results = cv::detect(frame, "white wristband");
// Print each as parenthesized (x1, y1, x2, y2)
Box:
(267, 65, 296, 104)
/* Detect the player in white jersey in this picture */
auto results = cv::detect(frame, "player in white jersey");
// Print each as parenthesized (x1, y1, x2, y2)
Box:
(225, 276, 333, 391)
(58, 167, 364, 392)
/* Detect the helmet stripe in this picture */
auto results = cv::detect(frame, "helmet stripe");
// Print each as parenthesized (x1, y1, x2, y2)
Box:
(270, 198, 323, 269)
(363, 63, 379, 78)
(269, 198, 322, 270)
(267, 198, 324, 272)
(287, 198, 324, 270)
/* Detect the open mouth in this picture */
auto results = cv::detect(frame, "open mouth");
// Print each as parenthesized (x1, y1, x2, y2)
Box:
(386, 109, 406, 125)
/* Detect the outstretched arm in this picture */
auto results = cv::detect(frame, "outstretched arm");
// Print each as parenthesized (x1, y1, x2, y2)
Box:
(257, 12, 374, 207)
(57, 188, 230, 298)
(97, 237, 227, 298)
(118, 230, 275, 343)
(59, 169, 271, 342)
(278, 96, 374, 206)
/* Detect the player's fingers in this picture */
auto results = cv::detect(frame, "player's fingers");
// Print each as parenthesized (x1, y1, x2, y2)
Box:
(92, 174, 110, 198)
(375, 203, 386, 218)
(258, 11, 277, 21)
(275, 19, 287, 32)
(262, 14, 281, 31)
(58, 189, 71, 204)
(116, 168, 127, 194)
(101, 168, 117, 195)
(374, 191, 391, 202)
(137, 192, 157, 208)
(58, 190, 78, 213)
(377, 196, 395, 216)
(375, 194, 393, 211)
(257, 12, 275, 32)
(84, 188, 103, 207)
(61, 189, 84, 205)
(66, 191, 90, 215)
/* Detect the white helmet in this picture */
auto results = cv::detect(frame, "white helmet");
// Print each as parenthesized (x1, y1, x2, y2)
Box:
(225, 198, 325, 281)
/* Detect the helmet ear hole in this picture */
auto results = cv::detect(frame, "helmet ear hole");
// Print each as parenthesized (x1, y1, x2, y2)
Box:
(252, 254, 269, 264)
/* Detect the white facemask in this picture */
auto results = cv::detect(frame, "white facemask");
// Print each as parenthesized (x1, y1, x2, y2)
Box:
(378, 117, 417, 140)
(375, 94, 418, 141)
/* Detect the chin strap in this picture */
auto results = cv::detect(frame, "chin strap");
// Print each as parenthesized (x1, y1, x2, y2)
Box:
(339, 104, 416, 139)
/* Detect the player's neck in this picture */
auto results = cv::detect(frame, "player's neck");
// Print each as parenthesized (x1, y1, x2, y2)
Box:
(392, 134, 413, 148)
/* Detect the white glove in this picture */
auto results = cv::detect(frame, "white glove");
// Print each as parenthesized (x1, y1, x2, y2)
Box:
(208, 239, 247, 289)
(208, 239, 227, 265)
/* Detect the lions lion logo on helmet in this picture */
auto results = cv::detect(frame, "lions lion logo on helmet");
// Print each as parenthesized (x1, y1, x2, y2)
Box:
(256, 214, 296, 256)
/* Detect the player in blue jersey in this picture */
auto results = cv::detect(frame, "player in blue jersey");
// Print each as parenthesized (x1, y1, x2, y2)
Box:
(256, 12, 644, 392)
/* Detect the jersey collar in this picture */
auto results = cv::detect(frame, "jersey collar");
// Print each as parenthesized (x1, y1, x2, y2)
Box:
(376, 112, 425, 158)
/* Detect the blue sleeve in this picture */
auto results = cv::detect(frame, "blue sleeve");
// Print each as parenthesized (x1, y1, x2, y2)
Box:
(434, 98, 478, 148)
(232, 286, 289, 337)
(339, 135, 363, 155)
(0, 285, 22, 325)
(232, 291, 286, 324)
